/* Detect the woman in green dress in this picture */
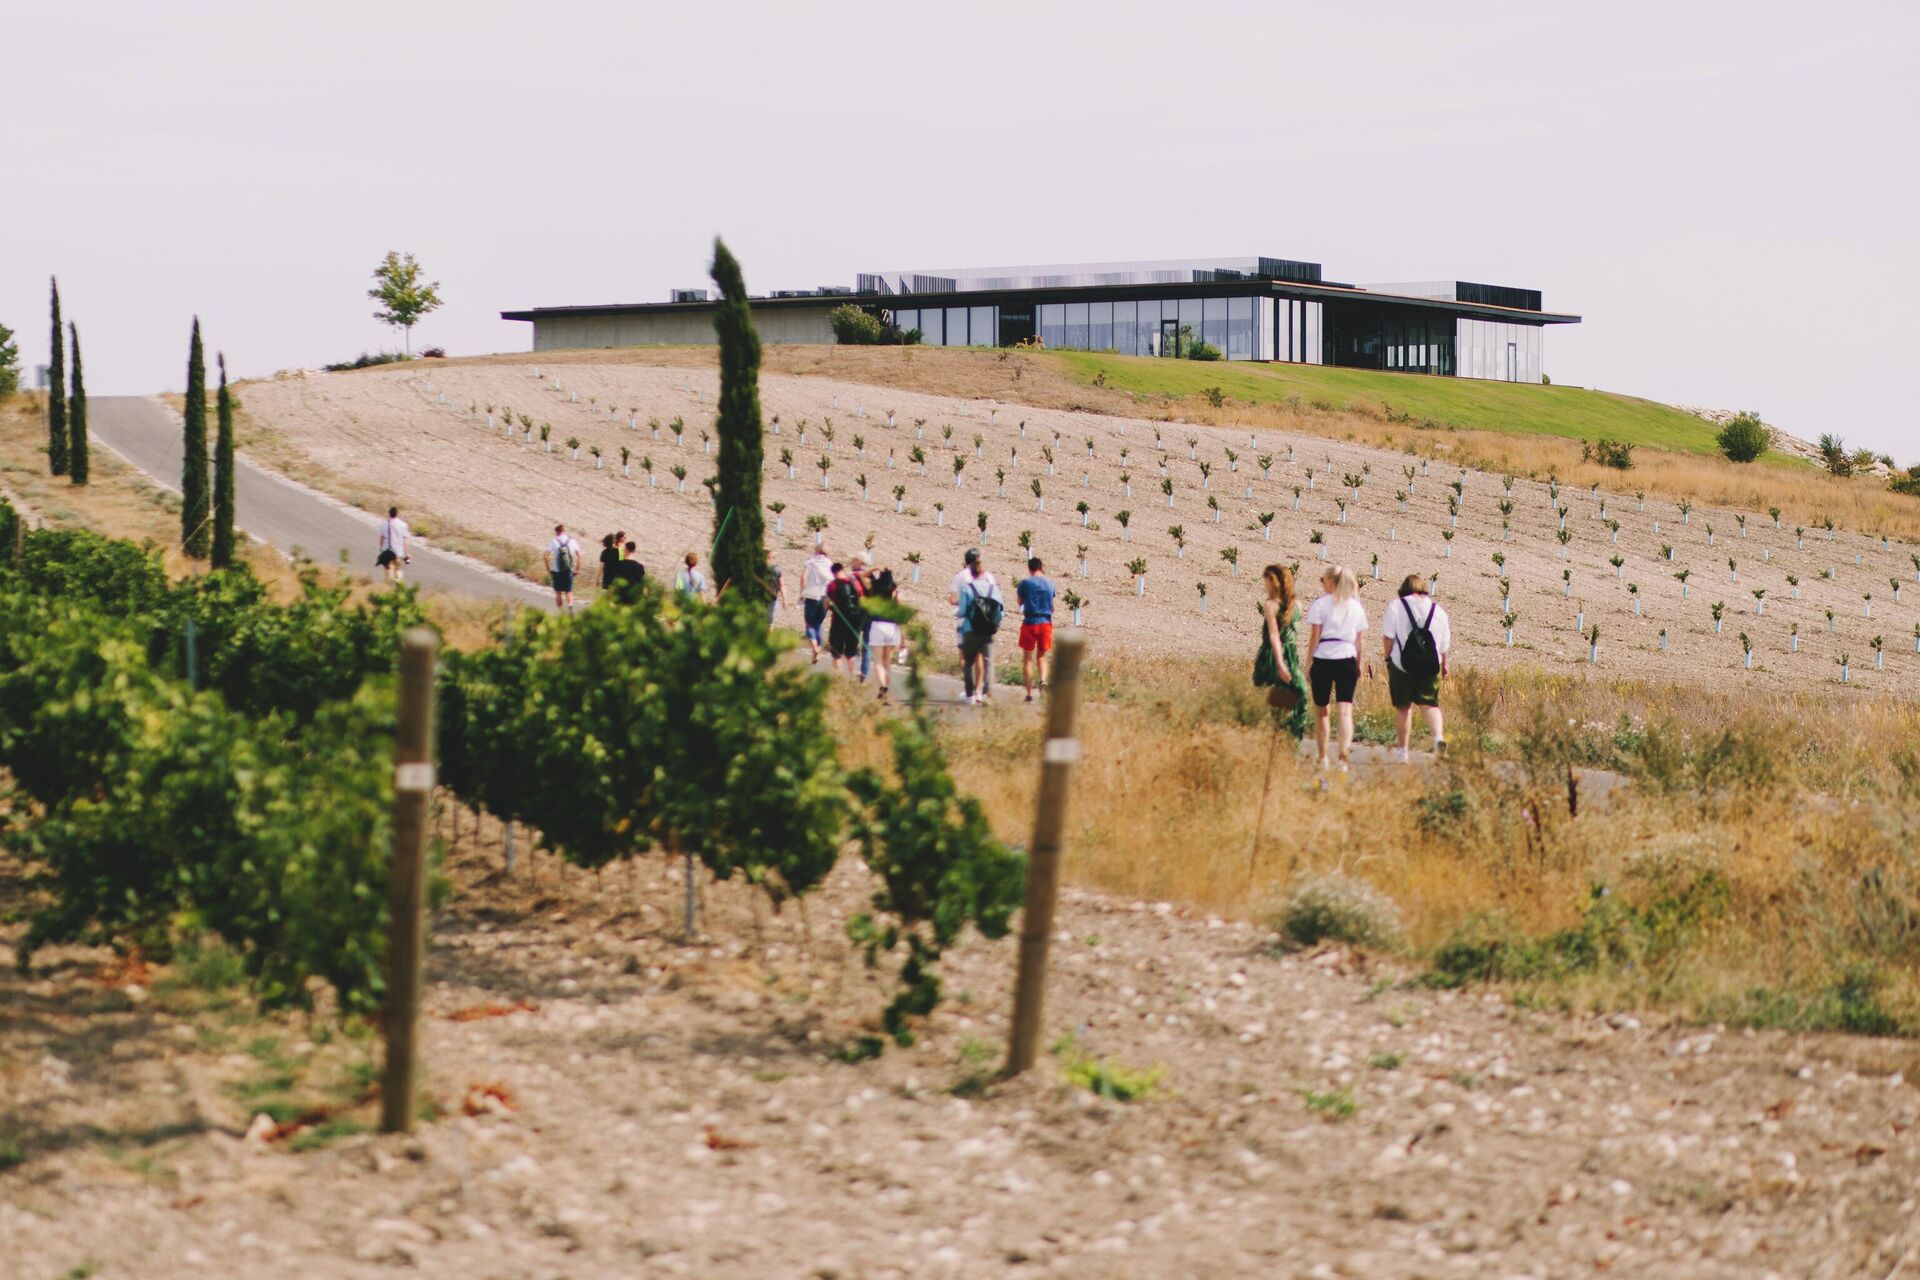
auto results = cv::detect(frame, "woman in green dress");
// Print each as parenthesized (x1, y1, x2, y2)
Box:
(1253, 563, 1310, 739)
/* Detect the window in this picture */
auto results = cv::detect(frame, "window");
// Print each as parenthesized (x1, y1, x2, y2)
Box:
(1065, 302, 1090, 350)
(946, 307, 969, 347)
(1113, 300, 1137, 357)
(1227, 296, 1253, 359)
(894, 309, 918, 338)
(969, 306, 996, 347)
(1089, 301, 1114, 351)
(1038, 304, 1065, 349)
(1135, 299, 1160, 355)
(920, 307, 944, 346)
(1202, 297, 1227, 354)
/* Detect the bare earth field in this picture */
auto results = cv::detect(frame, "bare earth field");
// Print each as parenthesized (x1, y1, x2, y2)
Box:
(7, 824, 1918, 1280)
(234, 353, 1920, 698)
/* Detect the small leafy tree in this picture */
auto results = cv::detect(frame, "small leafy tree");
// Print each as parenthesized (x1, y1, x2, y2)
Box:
(0, 313, 20, 398)
(367, 251, 443, 355)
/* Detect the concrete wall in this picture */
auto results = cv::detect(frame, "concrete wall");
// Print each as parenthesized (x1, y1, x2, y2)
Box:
(531, 306, 838, 351)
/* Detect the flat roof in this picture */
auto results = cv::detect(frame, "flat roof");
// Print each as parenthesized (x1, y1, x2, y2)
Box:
(503, 278, 1579, 326)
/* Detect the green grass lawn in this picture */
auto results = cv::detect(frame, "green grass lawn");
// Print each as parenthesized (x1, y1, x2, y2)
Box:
(1044, 350, 1724, 456)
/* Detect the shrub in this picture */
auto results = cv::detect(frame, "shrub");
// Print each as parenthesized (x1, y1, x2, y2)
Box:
(1186, 340, 1223, 362)
(1890, 466, 1920, 497)
(1273, 872, 1403, 951)
(1818, 433, 1854, 477)
(1715, 412, 1772, 463)
(417, 346, 446, 359)
(829, 304, 885, 345)
(321, 350, 410, 372)
(1583, 437, 1634, 470)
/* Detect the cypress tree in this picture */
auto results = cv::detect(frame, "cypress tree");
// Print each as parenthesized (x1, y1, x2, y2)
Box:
(708, 237, 768, 608)
(181, 318, 211, 557)
(67, 322, 88, 486)
(47, 277, 68, 476)
(211, 352, 236, 569)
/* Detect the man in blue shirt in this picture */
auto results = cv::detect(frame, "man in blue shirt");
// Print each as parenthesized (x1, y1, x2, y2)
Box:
(1015, 556, 1056, 704)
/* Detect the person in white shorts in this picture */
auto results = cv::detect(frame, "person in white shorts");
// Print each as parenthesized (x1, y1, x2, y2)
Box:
(1304, 564, 1369, 772)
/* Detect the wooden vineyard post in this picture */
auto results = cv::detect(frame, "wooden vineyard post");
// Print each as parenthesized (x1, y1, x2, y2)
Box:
(1004, 631, 1087, 1078)
(382, 628, 438, 1134)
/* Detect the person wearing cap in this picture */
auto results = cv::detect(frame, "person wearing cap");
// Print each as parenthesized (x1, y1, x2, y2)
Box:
(950, 547, 997, 698)
(952, 548, 1005, 705)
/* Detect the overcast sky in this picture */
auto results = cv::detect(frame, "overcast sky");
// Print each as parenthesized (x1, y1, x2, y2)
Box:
(5, 1, 1915, 456)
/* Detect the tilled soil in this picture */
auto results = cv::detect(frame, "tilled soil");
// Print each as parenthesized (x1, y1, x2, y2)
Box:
(6, 822, 1917, 1279)
(234, 357, 1920, 697)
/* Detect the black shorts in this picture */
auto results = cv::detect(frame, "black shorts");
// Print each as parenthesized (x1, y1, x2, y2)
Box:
(1310, 656, 1360, 707)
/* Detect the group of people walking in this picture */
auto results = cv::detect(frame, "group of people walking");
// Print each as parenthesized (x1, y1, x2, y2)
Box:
(383, 509, 1445, 740)
(1255, 563, 1452, 770)
(797, 546, 906, 699)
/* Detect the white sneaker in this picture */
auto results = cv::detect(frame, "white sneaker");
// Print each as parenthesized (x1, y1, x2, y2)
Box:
(1393, 748, 1410, 765)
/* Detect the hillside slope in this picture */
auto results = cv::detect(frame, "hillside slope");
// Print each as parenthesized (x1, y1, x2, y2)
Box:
(234, 354, 1920, 698)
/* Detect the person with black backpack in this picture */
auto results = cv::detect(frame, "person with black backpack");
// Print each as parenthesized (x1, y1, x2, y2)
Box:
(544, 523, 584, 612)
(954, 549, 1005, 706)
(825, 562, 866, 678)
(1381, 573, 1451, 763)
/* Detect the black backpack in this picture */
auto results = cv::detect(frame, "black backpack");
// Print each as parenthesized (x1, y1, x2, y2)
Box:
(1397, 597, 1442, 680)
(965, 584, 1004, 637)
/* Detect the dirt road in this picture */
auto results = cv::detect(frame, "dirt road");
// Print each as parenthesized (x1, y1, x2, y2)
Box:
(5, 833, 1915, 1279)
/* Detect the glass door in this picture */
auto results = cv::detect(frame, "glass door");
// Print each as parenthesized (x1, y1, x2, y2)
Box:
(1160, 318, 1182, 358)
(1506, 341, 1517, 382)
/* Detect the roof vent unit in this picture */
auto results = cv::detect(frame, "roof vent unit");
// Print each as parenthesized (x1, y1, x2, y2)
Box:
(669, 288, 709, 303)
(816, 285, 852, 296)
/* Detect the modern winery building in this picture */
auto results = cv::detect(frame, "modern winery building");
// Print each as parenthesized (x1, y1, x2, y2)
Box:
(502, 254, 1579, 384)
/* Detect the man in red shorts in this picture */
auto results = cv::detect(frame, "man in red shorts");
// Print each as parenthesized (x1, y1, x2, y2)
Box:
(1015, 556, 1056, 704)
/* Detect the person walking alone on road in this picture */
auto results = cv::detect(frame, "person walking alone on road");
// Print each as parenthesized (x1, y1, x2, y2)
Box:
(864, 566, 903, 703)
(1305, 564, 1369, 773)
(1253, 563, 1309, 740)
(1015, 556, 1055, 704)
(1381, 573, 1450, 763)
(825, 562, 865, 678)
(545, 524, 583, 611)
(376, 507, 411, 583)
(801, 544, 834, 664)
(955, 550, 1005, 706)
(675, 551, 708, 599)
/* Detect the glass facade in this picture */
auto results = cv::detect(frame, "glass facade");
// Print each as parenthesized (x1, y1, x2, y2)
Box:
(1456, 318, 1543, 382)
(893, 293, 1331, 365)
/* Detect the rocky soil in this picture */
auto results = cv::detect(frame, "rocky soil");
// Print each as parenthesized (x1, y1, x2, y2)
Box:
(6, 818, 1917, 1279)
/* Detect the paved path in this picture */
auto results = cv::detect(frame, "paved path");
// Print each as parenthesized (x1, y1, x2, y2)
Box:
(88, 396, 549, 604)
(88, 397, 1001, 705)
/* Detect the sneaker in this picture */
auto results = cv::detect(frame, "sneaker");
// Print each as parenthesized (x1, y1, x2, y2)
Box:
(1337, 760, 1350, 775)
(1317, 757, 1331, 772)
(1393, 748, 1410, 765)
(1433, 739, 1447, 758)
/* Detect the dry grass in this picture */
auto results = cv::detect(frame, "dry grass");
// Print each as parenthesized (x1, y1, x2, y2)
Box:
(904, 655, 1920, 1032)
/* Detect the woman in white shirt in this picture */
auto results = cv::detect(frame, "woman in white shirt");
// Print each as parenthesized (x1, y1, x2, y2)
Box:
(1304, 564, 1368, 772)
